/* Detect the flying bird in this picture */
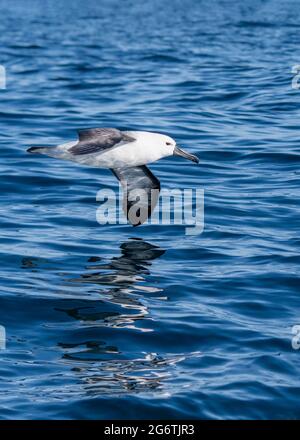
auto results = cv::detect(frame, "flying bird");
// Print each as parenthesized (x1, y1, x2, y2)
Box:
(27, 128, 199, 226)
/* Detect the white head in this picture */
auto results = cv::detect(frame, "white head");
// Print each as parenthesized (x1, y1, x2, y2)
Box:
(156, 132, 199, 163)
(131, 131, 199, 165)
(157, 133, 177, 156)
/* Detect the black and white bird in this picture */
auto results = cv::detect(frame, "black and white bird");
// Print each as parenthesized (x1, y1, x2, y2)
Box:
(27, 128, 199, 226)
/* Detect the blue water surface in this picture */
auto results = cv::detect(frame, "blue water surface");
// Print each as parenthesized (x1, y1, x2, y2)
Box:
(0, 0, 300, 419)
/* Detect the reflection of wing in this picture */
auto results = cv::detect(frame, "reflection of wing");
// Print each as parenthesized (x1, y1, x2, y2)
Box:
(119, 239, 165, 261)
(111, 166, 161, 226)
(69, 128, 135, 156)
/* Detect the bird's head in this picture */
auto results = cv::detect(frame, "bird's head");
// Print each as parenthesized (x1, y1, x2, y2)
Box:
(160, 134, 199, 164)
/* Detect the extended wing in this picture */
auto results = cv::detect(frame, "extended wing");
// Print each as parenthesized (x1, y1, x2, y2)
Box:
(111, 166, 160, 226)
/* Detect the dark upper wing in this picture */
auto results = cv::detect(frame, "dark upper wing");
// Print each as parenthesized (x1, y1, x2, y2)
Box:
(111, 166, 160, 226)
(69, 128, 135, 156)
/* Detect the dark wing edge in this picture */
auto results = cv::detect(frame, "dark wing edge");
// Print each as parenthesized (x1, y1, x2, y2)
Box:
(69, 128, 135, 156)
(111, 165, 161, 226)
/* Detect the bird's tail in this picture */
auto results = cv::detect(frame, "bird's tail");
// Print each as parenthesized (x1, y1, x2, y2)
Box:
(27, 145, 65, 159)
(27, 146, 54, 154)
(27, 146, 44, 154)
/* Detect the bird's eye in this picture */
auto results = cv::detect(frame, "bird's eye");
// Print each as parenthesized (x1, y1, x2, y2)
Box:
(166, 142, 172, 146)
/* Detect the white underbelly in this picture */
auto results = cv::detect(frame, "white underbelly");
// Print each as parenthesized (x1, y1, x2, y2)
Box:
(94, 143, 162, 168)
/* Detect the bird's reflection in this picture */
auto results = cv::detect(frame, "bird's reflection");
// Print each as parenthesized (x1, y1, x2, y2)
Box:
(54, 238, 183, 396)
(57, 238, 165, 332)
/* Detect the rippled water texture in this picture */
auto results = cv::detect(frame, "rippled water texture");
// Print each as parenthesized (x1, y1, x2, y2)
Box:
(1, 0, 300, 419)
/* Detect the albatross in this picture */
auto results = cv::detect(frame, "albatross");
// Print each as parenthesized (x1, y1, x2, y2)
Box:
(27, 128, 199, 226)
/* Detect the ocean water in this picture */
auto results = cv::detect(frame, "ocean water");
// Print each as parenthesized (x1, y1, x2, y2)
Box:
(1, 0, 300, 420)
